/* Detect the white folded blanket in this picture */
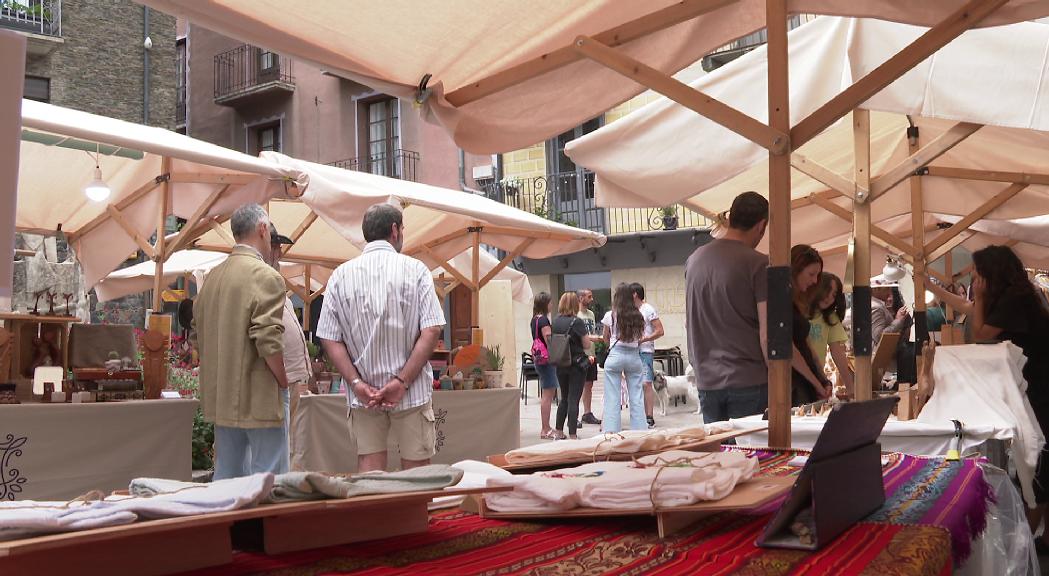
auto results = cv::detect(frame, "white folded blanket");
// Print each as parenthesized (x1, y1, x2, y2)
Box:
(504, 423, 735, 465)
(485, 449, 757, 513)
(0, 501, 138, 541)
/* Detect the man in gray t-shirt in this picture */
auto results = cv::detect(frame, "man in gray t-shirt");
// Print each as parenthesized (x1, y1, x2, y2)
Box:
(686, 192, 770, 424)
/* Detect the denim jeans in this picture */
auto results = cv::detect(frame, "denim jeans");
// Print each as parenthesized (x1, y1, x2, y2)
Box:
(697, 384, 768, 424)
(213, 388, 290, 480)
(602, 346, 646, 432)
(535, 363, 558, 390)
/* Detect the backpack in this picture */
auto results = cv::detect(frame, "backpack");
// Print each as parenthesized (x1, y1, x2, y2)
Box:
(548, 317, 579, 368)
(530, 316, 550, 365)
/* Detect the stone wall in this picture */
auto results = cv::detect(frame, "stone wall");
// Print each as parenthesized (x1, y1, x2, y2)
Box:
(24, 0, 176, 127)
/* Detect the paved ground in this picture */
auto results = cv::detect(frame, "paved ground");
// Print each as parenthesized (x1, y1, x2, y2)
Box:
(516, 369, 702, 449)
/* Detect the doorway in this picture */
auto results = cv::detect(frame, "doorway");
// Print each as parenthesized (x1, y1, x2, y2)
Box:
(449, 285, 473, 347)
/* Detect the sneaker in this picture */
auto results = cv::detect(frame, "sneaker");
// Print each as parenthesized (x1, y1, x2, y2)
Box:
(581, 412, 602, 425)
(577, 420, 583, 429)
(647, 416, 656, 429)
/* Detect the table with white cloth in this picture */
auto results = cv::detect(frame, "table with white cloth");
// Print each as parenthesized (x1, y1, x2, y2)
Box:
(729, 415, 1003, 455)
(291, 388, 519, 473)
(0, 399, 197, 501)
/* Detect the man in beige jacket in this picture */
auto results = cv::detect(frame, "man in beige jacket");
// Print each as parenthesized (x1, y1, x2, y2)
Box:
(194, 203, 289, 480)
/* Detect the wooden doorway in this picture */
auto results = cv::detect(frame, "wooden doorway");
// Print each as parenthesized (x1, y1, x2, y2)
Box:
(449, 285, 473, 347)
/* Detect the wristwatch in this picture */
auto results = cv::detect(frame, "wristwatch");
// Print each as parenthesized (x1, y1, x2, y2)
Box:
(392, 375, 408, 390)
(350, 377, 363, 387)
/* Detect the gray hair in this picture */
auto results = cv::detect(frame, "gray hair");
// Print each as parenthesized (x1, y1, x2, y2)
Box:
(230, 203, 269, 241)
(362, 203, 403, 243)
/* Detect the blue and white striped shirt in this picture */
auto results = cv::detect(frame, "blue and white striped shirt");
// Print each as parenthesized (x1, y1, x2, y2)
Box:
(317, 241, 446, 410)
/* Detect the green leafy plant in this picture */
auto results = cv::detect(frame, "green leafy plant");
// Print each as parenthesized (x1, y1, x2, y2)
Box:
(170, 366, 214, 470)
(482, 345, 505, 371)
(659, 205, 678, 218)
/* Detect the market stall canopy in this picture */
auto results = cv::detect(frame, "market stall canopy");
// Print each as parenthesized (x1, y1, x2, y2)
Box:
(135, 1, 1049, 154)
(567, 16, 1049, 218)
(97, 247, 534, 305)
(258, 152, 606, 266)
(16, 100, 300, 288)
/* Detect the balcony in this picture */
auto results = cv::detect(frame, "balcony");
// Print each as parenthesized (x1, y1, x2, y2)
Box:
(1, 0, 62, 54)
(214, 44, 294, 105)
(175, 86, 186, 126)
(702, 14, 806, 71)
(328, 149, 419, 182)
(483, 169, 711, 236)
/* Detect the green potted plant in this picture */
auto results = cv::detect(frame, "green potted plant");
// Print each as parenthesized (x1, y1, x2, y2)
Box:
(481, 345, 506, 389)
(594, 340, 609, 368)
(659, 205, 679, 230)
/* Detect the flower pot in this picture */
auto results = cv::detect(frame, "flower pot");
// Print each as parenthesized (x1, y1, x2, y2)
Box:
(483, 370, 503, 389)
(661, 215, 678, 231)
(462, 378, 474, 391)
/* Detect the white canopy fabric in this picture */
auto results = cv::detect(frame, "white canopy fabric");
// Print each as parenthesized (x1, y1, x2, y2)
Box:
(97, 247, 534, 305)
(568, 16, 1049, 216)
(16, 100, 298, 287)
(254, 152, 605, 266)
(135, 1, 1049, 154)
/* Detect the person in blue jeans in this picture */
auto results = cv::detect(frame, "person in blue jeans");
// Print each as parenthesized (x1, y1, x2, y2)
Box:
(530, 292, 562, 440)
(600, 283, 647, 432)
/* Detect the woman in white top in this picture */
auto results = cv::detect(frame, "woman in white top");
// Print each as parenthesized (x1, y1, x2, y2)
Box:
(601, 283, 646, 432)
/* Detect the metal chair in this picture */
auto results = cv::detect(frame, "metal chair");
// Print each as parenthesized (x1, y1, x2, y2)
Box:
(520, 352, 540, 404)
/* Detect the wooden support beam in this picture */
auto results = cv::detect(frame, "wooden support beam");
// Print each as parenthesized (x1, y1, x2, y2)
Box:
(789, 188, 840, 210)
(926, 229, 974, 264)
(167, 184, 231, 257)
(929, 267, 951, 285)
(422, 247, 475, 291)
(790, 0, 1007, 149)
(69, 176, 163, 242)
(909, 132, 927, 384)
(853, 110, 873, 402)
(302, 264, 312, 332)
(445, 0, 738, 106)
(471, 231, 481, 328)
(478, 238, 534, 289)
(105, 205, 155, 259)
(280, 271, 309, 302)
(923, 182, 1028, 257)
(790, 154, 857, 200)
(807, 194, 917, 259)
(290, 212, 318, 244)
(167, 173, 258, 185)
(405, 229, 469, 258)
(766, 0, 791, 449)
(924, 166, 1049, 186)
(207, 219, 236, 246)
(153, 157, 172, 311)
(868, 122, 981, 200)
(478, 225, 586, 243)
(574, 35, 789, 155)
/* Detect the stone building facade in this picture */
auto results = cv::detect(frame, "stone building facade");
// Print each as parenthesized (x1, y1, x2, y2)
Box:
(5, 0, 177, 325)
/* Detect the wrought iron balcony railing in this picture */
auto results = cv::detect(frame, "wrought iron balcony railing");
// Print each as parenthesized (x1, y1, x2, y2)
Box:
(328, 149, 419, 182)
(0, 0, 60, 37)
(483, 169, 711, 235)
(214, 44, 294, 102)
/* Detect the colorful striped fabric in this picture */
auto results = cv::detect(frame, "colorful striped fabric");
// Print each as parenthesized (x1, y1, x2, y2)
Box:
(174, 449, 988, 576)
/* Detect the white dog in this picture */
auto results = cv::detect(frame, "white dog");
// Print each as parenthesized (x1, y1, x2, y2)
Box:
(652, 366, 696, 416)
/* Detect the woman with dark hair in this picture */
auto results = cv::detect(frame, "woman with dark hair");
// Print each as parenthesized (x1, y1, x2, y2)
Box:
(790, 245, 833, 406)
(929, 245, 1049, 544)
(529, 292, 562, 440)
(600, 283, 646, 432)
(806, 272, 854, 395)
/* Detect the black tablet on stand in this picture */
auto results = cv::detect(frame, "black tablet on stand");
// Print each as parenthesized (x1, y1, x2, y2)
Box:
(757, 396, 898, 551)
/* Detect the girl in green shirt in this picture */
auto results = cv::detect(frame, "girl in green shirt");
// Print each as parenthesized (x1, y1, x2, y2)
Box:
(807, 273, 854, 396)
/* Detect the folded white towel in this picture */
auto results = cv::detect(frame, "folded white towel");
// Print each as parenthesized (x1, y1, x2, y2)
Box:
(122, 473, 274, 518)
(0, 500, 138, 541)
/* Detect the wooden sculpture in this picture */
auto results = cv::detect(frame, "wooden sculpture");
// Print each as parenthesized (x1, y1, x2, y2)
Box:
(30, 290, 45, 315)
(142, 330, 168, 400)
(0, 328, 11, 382)
(62, 293, 74, 316)
(45, 291, 57, 316)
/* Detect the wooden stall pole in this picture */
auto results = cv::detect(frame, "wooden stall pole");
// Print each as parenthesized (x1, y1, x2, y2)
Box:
(152, 158, 171, 312)
(765, 0, 792, 448)
(944, 250, 954, 320)
(303, 264, 312, 332)
(470, 227, 481, 330)
(908, 125, 929, 383)
(852, 110, 873, 402)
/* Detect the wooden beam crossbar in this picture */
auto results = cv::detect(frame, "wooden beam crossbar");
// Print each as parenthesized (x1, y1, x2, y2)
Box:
(789, 154, 858, 200)
(868, 122, 982, 200)
(445, 0, 738, 106)
(423, 247, 475, 291)
(167, 184, 232, 257)
(69, 177, 163, 242)
(167, 173, 258, 185)
(478, 238, 535, 289)
(926, 229, 974, 263)
(924, 166, 1049, 186)
(807, 194, 916, 258)
(574, 36, 788, 155)
(790, 0, 1008, 149)
(290, 213, 318, 244)
(105, 205, 155, 259)
(923, 182, 1028, 259)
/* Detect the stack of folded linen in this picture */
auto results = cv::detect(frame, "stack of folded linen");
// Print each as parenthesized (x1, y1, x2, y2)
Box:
(503, 422, 735, 466)
(485, 449, 757, 512)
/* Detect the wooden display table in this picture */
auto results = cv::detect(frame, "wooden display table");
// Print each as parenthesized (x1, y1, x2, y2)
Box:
(0, 313, 80, 382)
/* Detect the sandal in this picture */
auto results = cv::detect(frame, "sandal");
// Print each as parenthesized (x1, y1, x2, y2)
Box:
(549, 430, 567, 440)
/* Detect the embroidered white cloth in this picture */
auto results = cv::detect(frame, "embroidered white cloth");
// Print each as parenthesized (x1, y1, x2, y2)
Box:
(503, 423, 734, 465)
(918, 342, 1045, 506)
(0, 501, 138, 541)
(432, 460, 514, 509)
(485, 450, 757, 512)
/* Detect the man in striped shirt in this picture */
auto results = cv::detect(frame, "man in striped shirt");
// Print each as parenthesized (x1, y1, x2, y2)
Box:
(317, 203, 445, 472)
